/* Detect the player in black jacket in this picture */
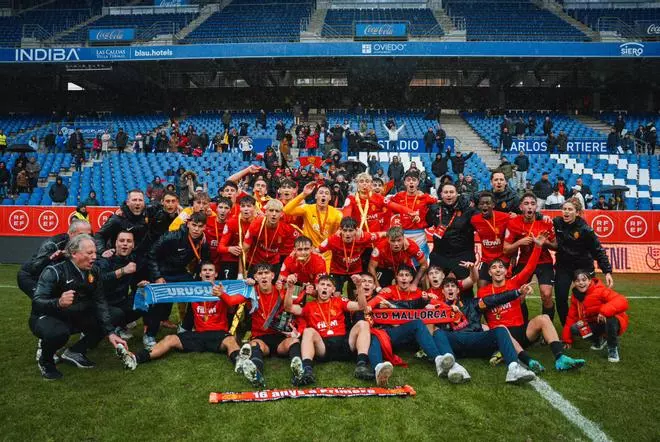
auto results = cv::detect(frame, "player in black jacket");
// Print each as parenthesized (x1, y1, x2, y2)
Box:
(94, 189, 150, 257)
(30, 234, 129, 380)
(489, 171, 520, 214)
(17, 219, 91, 299)
(553, 198, 613, 325)
(142, 212, 210, 349)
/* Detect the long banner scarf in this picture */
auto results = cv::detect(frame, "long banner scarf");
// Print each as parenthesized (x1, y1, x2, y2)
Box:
(133, 281, 257, 313)
(371, 306, 455, 325)
(209, 385, 416, 403)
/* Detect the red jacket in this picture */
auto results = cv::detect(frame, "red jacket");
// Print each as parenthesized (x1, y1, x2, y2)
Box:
(562, 279, 629, 344)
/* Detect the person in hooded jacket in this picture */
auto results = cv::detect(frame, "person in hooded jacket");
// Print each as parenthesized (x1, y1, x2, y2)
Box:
(562, 270, 628, 363)
(49, 176, 69, 205)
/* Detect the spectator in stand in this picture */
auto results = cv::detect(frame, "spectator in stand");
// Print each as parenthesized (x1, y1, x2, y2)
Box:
(556, 176, 567, 196)
(0, 129, 6, 155)
(82, 190, 99, 206)
(222, 110, 232, 131)
(527, 116, 537, 136)
(92, 134, 102, 160)
(239, 121, 249, 136)
(10, 158, 25, 195)
(55, 130, 66, 153)
(570, 187, 585, 210)
(496, 156, 515, 189)
(375, 168, 387, 184)
(595, 195, 609, 210)
(387, 156, 405, 191)
(546, 131, 557, 154)
(545, 185, 565, 209)
(450, 150, 473, 176)
(575, 177, 593, 209)
(199, 129, 209, 150)
(499, 127, 512, 153)
(133, 132, 144, 153)
(435, 125, 446, 152)
(0, 161, 9, 198)
(115, 128, 128, 154)
(542, 116, 553, 136)
(500, 116, 512, 135)
(156, 131, 169, 153)
(368, 155, 379, 176)
(419, 171, 433, 194)
(634, 125, 645, 154)
(330, 123, 344, 151)
(364, 129, 378, 143)
(359, 120, 368, 137)
(49, 176, 68, 205)
(147, 177, 165, 203)
(383, 121, 405, 142)
(256, 110, 267, 130)
(606, 127, 619, 154)
(26, 157, 40, 192)
(28, 135, 39, 152)
(144, 131, 155, 153)
(275, 120, 286, 142)
(513, 150, 529, 192)
(101, 130, 111, 156)
(515, 117, 526, 139)
(621, 132, 635, 153)
(646, 123, 657, 155)
(305, 127, 319, 157)
(460, 174, 479, 201)
(15, 169, 29, 194)
(557, 130, 568, 157)
(613, 114, 626, 136)
(424, 127, 436, 153)
(239, 136, 253, 161)
(44, 129, 56, 153)
(432, 150, 450, 189)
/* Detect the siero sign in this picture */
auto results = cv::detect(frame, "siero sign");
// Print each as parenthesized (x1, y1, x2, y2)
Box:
(355, 23, 408, 40)
(619, 42, 644, 57)
(89, 28, 136, 43)
(507, 138, 609, 154)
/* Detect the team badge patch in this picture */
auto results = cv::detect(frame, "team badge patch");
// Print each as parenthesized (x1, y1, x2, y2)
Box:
(88, 273, 95, 283)
(573, 231, 580, 239)
(501, 202, 506, 208)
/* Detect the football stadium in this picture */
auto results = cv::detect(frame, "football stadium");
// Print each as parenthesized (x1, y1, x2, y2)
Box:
(0, 0, 659, 440)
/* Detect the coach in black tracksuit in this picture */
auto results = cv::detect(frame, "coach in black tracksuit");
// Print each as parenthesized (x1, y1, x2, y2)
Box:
(142, 212, 210, 342)
(30, 234, 127, 379)
(17, 219, 91, 299)
(553, 200, 613, 326)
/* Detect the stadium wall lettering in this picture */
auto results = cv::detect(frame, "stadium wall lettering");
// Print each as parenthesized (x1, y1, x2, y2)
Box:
(3, 41, 660, 64)
(507, 138, 609, 154)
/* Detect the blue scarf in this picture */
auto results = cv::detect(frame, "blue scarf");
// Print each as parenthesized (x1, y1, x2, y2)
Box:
(133, 280, 257, 313)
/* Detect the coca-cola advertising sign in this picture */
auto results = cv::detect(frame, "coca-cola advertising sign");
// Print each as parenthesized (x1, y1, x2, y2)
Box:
(88, 28, 136, 42)
(647, 24, 660, 35)
(355, 22, 408, 40)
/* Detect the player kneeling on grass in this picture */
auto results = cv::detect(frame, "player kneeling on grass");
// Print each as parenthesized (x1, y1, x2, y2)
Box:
(477, 233, 585, 372)
(284, 275, 374, 385)
(562, 270, 628, 363)
(367, 266, 469, 386)
(122, 262, 262, 386)
(237, 264, 306, 387)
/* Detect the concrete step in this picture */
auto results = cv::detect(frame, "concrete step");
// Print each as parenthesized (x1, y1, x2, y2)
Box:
(534, 0, 599, 41)
(175, 4, 220, 40)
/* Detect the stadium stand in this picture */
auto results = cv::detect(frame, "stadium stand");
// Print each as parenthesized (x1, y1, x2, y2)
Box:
(566, 7, 660, 34)
(598, 112, 660, 135)
(321, 8, 443, 38)
(445, 0, 589, 41)
(183, 0, 315, 43)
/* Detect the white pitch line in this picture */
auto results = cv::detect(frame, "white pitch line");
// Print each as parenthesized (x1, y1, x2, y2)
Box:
(531, 378, 612, 442)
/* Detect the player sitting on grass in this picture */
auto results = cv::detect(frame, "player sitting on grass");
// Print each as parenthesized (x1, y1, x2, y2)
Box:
(237, 263, 306, 387)
(122, 262, 261, 386)
(367, 265, 469, 386)
(284, 274, 373, 385)
(477, 233, 586, 372)
(562, 270, 628, 363)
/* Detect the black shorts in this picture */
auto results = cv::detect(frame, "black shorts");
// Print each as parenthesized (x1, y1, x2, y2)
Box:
(478, 263, 492, 283)
(514, 262, 554, 286)
(254, 333, 286, 354)
(320, 335, 353, 361)
(178, 330, 231, 353)
(507, 324, 532, 348)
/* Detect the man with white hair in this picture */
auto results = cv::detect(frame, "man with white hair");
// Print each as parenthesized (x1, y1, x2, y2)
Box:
(30, 234, 130, 380)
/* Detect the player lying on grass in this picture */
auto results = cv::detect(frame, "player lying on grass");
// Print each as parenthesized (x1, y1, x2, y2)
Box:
(235, 263, 306, 387)
(284, 274, 374, 385)
(562, 269, 628, 363)
(122, 262, 262, 386)
(367, 266, 469, 386)
(477, 233, 585, 372)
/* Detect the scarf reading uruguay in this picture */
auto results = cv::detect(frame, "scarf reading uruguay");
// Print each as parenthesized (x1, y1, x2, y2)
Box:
(133, 281, 257, 313)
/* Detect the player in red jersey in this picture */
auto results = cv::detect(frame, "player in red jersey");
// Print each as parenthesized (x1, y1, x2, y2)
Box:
(387, 170, 437, 257)
(368, 226, 428, 290)
(218, 195, 257, 279)
(284, 274, 374, 385)
(367, 266, 470, 385)
(278, 236, 327, 287)
(235, 264, 307, 387)
(242, 199, 299, 275)
(252, 176, 272, 213)
(277, 178, 303, 260)
(129, 262, 261, 384)
(343, 172, 408, 233)
(318, 217, 384, 297)
(205, 197, 232, 278)
(221, 165, 262, 219)
(471, 192, 512, 287)
(477, 233, 585, 372)
(504, 192, 558, 321)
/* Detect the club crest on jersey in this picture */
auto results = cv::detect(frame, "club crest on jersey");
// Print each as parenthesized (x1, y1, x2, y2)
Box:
(573, 231, 580, 239)
(88, 273, 95, 283)
(501, 202, 506, 208)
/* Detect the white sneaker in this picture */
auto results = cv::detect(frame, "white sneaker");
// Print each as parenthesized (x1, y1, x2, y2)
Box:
(375, 362, 393, 387)
(435, 353, 455, 377)
(447, 363, 471, 384)
(235, 343, 252, 373)
(116, 344, 137, 371)
(142, 335, 156, 350)
(290, 356, 304, 380)
(505, 362, 536, 384)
